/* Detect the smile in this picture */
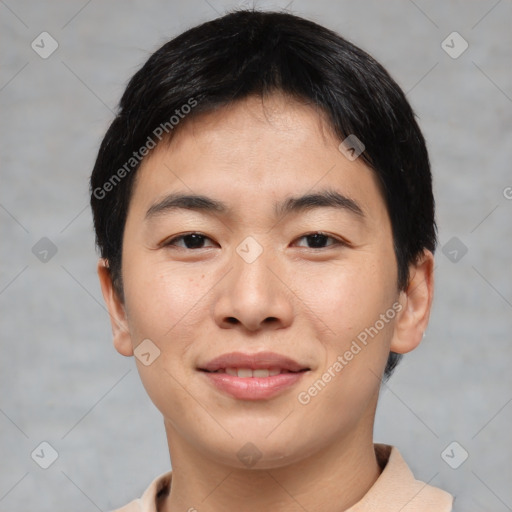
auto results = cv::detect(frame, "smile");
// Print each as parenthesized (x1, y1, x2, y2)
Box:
(199, 368, 309, 400)
(204, 367, 304, 378)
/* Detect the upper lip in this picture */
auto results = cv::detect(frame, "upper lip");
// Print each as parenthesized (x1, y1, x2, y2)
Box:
(199, 351, 309, 372)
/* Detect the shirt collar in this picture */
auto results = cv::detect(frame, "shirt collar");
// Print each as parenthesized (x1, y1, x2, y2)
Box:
(133, 444, 453, 512)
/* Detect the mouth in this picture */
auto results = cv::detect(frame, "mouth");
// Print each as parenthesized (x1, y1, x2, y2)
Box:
(200, 367, 308, 378)
(198, 350, 309, 373)
(198, 352, 310, 400)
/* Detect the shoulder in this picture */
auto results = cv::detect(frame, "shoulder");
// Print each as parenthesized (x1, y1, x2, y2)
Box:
(108, 471, 172, 512)
(109, 498, 142, 512)
(347, 444, 453, 512)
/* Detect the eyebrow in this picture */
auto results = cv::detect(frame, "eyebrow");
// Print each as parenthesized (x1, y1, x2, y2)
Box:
(276, 189, 364, 219)
(145, 188, 365, 221)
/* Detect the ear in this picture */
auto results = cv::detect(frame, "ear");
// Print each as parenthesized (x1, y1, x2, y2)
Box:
(97, 258, 134, 357)
(390, 250, 434, 354)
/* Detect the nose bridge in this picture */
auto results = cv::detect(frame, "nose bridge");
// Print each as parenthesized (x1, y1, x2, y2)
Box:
(232, 235, 281, 305)
(213, 235, 294, 331)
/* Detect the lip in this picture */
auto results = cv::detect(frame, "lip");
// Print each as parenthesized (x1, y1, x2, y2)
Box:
(198, 351, 310, 400)
(199, 351, 308, 372)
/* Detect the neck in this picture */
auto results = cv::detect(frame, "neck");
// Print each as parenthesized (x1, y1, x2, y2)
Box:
(161, 418, 381, 512)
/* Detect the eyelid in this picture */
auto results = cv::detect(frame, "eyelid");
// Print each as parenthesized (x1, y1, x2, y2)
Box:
(160, 231, 350, 250)
(160, 232, 217, 248)
(293, 232, 350, 248)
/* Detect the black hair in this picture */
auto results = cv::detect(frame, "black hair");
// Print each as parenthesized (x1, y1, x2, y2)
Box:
(90, 9, 436, 379)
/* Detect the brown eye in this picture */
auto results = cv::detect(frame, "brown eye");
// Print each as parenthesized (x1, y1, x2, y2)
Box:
(164, 233, 216, 249)
(294, 232, 343, 249)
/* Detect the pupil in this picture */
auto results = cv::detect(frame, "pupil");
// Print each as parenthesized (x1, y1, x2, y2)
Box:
(182, 234, 328, 249)
(308, 234, 327, 248)
(185, 234, 204, 249)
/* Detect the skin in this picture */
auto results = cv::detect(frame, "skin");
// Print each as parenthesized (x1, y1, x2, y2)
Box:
(98, 93, 434, 512)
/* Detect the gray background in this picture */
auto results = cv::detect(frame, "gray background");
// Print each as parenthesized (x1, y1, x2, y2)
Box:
(1, 1, 511, 511)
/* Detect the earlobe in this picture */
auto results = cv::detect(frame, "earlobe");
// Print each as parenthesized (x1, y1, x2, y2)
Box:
(390, 250, 434, 355)
(97, 259, 134, 357)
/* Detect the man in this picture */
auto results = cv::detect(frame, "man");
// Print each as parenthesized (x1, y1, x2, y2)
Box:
(90, 9, 453, 511)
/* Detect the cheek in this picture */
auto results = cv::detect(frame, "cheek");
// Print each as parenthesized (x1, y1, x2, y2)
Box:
(297, 257, 396, 341)
(294, 270, 396, 436)
(294, 256, 398, 405)
(122, 259, 209, 343)
(120, 262, 212, 427)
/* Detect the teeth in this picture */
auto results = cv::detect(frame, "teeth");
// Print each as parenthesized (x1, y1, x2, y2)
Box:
(253, 369, 270, 378)
(222, 367, 286, 378)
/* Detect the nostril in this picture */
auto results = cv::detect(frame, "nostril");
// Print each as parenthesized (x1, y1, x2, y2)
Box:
(226, 317, 238, 324)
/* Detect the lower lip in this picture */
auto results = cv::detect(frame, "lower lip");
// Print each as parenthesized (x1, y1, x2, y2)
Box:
(200, 371, 307, 400)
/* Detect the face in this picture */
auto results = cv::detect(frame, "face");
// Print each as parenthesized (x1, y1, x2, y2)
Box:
(99, 94, 432, 469)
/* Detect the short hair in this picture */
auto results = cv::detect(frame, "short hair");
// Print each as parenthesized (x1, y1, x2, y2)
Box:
(90, 9, 437, 379)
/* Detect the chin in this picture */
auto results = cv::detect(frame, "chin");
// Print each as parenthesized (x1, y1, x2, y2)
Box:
(196, 432, 316, 471)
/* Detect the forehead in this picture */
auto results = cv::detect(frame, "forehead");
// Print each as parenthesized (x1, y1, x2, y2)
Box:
(162, 94, 338, 175)
(129, 94, 388, 226)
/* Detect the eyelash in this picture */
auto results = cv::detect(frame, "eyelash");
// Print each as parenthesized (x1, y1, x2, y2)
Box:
(162, 231, 347, 250)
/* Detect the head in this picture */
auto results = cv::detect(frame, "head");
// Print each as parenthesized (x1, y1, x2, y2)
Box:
(91, 10, 436, 468)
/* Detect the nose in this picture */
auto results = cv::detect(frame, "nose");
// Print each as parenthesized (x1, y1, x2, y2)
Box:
(213, 245, 295, 333)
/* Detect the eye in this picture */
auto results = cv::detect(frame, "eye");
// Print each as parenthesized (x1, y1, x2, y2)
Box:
(294, 232, 345, 249)
(162, 231, 346, 250)
(162, 232, 217, 249)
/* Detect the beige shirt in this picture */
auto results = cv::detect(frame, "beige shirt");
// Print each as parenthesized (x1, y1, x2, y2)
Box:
(111, 444, 453, 512)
